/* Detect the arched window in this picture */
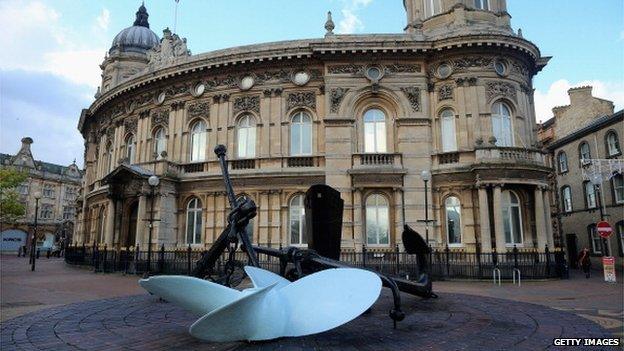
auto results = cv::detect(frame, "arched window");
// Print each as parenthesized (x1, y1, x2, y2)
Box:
(363, 109, 387, 153)
(96, 207, 105, 243)
(237, 115, 256, 158)
(445, 196, 462, 245)
(289, 195, 306, 245)
(473, 0, 490, 10)
(190, 120, 207, 162)
(579, 142, 591, 164)
(423, 0, 442, 17)
(502, 190, 523, 245)
(606, 131, 621, 157)
(154, 127, 167, 160)
(126, 134, 136, 164)
(583, 181, 597, 209)
(587, 224, 602, 255)
(440, 109, 457, 152)
(557, 151, 568, 173)
(186, 198, 203, 244)
(612, 174, 624, 204)
(561, 186, 572, 213)
(290, 112, 312, 156)
(366, 194, 389, 246)
(106, 142, 113, 173)
(491, 102, 513, 147)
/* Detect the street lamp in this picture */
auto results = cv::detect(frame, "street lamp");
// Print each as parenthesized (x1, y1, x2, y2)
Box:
(145, 175, 160, 277)
(31, 191, 42, 271)
(589, 173, 609, 256)
(420, 170, 432, 246)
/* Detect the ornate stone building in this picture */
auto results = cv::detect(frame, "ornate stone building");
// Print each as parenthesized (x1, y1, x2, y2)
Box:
(538, 87, 623, 267)
(75, 1, 555, 254)
(0, 138, 82, 251)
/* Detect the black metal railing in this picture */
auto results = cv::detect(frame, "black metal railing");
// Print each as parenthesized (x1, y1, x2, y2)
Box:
(64, 243, 566, 281)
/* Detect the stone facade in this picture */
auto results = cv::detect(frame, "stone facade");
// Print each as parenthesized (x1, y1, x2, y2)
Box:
(0, 138, 82, 251)
(539, 88, 623, 268)
(75, 1, 555, 253)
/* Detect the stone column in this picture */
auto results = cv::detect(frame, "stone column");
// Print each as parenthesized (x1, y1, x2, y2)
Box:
(105, 200, 115, 245)
(352, 188, 363, 250)
(492, 185, 506, 253)
(534, 186, 548, 251)
(478, 186, 492, 252)
(543, 188, 554, 249)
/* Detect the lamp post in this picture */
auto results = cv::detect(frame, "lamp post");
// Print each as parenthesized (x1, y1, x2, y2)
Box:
(31, 191, 42, 271)
(420, 170, 432, 245)
(145, 175, 160, 277)
(589, 173, 609, 257)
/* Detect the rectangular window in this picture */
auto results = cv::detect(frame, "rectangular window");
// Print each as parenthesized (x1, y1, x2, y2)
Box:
(584, 182, 597, 208)
(43, 184, 55, 198)
(423, 0, 442, 17)
(441, 116, 457, 152)
(613, 175, 624, 204)
(191, 131, 207, 161)
(17, 184, 29, 195)
(63, 206, 75, 220)
(562, 187, 573, 213)
(588, 225, 602, 255)
(39, 204, 54, 219)
(474, 0, 489, 10)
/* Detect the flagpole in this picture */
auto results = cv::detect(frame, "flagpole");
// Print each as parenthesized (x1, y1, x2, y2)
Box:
(174, 0, 179, 33)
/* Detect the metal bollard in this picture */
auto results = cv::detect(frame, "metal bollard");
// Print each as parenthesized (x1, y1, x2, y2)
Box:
(512, 268, 521, 287)
(492, 267, 501, 286)
(36, 248, 40, 259)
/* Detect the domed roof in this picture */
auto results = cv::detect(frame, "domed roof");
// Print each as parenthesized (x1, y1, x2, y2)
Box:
(109, 4, 159, 54)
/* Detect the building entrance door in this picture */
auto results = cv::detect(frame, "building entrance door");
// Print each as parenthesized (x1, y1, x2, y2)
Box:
(126, 202, 139, 248)
(566, 234, 578, 269)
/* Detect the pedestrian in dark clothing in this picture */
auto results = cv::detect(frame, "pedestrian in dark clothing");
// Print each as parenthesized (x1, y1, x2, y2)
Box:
(578, 248, 591, 278)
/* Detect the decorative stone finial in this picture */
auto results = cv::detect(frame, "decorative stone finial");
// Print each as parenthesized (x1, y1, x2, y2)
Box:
(517, 28, 523, 37)
(325, 11, 335, 36)
(133, 2, 150, 28)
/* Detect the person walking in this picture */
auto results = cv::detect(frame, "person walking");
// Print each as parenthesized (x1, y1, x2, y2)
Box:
(578, 248, 591, 278)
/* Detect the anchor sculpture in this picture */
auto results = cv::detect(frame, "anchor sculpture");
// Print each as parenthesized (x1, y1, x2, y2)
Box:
(140, 145, 434, 341)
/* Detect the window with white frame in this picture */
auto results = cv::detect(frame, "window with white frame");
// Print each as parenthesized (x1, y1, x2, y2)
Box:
(557, 152, 568, 173)
(290, 112, 312, 156)
(289, 195, 307, 245)
(364, 109, 387, 153)
(423, 0, 442, 17)
(473, 0, 489, 10)
(588, 224, 602, 255)
(43, 184, 55, 198)
(502, 190, 523, 245)
(39, 204, 54, 219)
(445, 196, 462, 245)
(491, 102, 513, 147)
(237, 115, 256, 158)
(612, 174, 624, 204)
(561, 186, 573, 213)
(440, 109, 457, 152)
(126, 134, 136, 164)
(190, 121, 207, 162)
(17, 183, 28, 195)
(584, 181, 597, 208)
(63, 206, 75, 220)
(579, 142, 591, 165)
(606, 131, 621, 157)
(154, 127, 167, 160)
(64, 187, 76, 200)
(185, 198, 203, 244)
(106, 143, 114, 173)
(366, 194, 390, 246)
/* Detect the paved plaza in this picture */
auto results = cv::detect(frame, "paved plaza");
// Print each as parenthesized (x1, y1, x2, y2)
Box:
(1, 255, 622, 350)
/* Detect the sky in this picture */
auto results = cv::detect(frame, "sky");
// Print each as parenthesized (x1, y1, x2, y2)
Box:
(0, 0, 622, 168)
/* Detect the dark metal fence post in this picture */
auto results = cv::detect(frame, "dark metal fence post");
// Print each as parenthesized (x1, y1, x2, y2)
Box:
(124, 246, 130, 274)
(187, 244, 192, 275)
(362, 245, 367, 268)
(103, 244, 108, 272)
(476, 242, 482, 279)
(158, 244, 165, 274)
(545, 245, 551, 278)
(513, 245, 519, 269)
(46, 249, 50, 259)
(395, 244, 400, 276)
(445, 244, 450, 277)
(135, 244, 140, 274)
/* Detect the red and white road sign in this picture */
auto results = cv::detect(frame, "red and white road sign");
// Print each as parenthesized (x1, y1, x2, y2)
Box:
(597, 221, 613, 238)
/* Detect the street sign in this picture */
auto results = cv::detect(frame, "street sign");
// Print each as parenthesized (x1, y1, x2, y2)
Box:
(597, 221, 613, 238)
(603, 256, 616, 283)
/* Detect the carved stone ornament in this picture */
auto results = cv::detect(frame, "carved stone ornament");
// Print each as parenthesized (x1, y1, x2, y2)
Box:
(124, 115, 138, 135)
(400, 87, 421, 112)
(187, 102, 210, 119)
(438, 85, 454, 101)
(152, 109, 170, 127)
(328, 64, 364, 75)
(286, 91, 316, 110)
(486, 81, 517, 102)
(330, 88, 349, 113)
(385, 64, 421, 73)
(106, 127, 115, 142)
(147, 28, 191, 69)
(233, 95, 260, 114)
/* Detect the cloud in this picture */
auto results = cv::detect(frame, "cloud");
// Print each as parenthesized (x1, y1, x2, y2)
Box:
(0, 70, 89, 167)
(0, 0, 107, 89)
(96, 8, 110, 30)
(337, 0, 373, 34)
(534, 79, 624, 123)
